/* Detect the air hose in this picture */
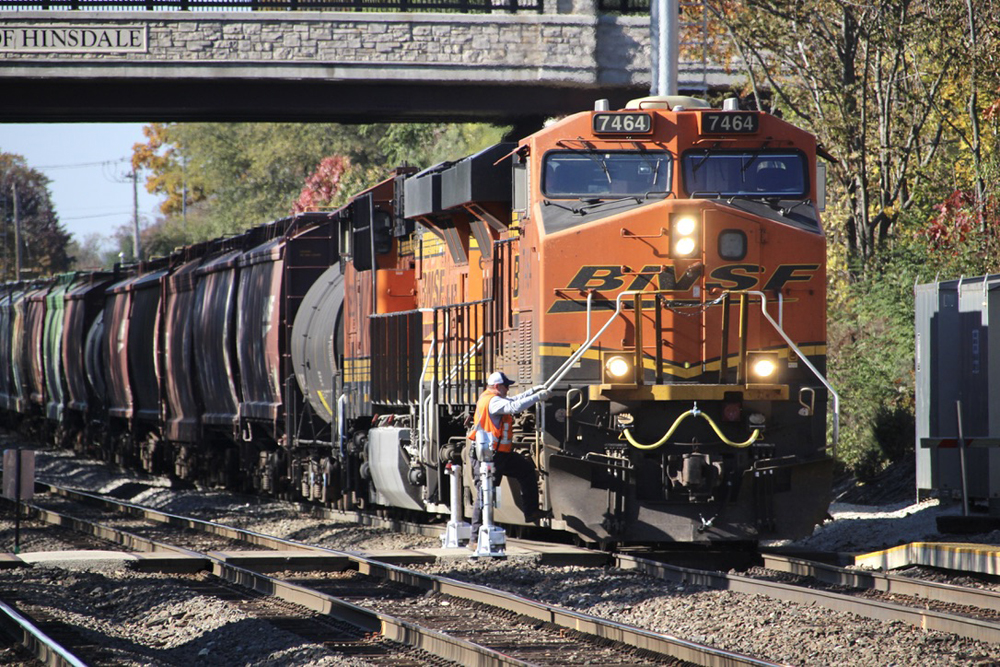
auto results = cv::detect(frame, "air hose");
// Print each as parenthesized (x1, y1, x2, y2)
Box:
(622, 403, 762, 450)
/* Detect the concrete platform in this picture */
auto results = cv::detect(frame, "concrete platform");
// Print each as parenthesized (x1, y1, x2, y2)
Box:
(1, 550, 209, 573)
(0, 542, 606, 574)
(208, 550, 353, 572)
(855, 542, 1000, 576)
(393, 542, 608, 566)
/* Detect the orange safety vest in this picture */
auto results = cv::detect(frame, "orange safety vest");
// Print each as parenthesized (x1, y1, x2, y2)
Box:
(467, 388, 514, 452)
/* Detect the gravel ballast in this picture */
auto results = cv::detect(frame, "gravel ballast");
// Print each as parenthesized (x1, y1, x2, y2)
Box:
(2, 448, 999, 665)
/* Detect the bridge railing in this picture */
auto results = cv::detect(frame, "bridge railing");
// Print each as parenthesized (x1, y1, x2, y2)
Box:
(0, 0, 542, 11)
(597, 0, 648, 13)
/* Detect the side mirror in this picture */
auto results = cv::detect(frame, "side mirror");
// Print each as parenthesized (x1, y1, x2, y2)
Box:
(815, 162, 827, 212)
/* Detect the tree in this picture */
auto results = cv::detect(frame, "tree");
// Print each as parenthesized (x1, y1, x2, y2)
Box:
(67, 232, 119, 271)
(293, 155, 350, 213)
(0, 153, 73, 280)
(132, 122, 510, 251)
(710, 0, 968, 270)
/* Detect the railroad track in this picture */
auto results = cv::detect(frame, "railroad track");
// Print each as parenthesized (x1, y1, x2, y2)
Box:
(0, 593, 87, 667)
(3, 483, 776, 666)
(614, 551, 1000, 645)
(25, 479, 1000, 656)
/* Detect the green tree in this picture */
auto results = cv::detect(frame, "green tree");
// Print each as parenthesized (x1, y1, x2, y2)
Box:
(711, 0, 971, 270)
(132, 122, 510, 252)
(0, 153, 73, 280)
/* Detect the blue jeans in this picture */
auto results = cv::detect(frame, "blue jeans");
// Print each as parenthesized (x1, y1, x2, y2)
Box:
(470, 446, 539, 535)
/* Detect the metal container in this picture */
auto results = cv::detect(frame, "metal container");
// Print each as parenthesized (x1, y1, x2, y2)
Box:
(25, 284, 51, 409)
(63, 273, 114, 415)
(291, 264, 343, 424)
(440, 142, 515, 209)
(84, 310, 107, 414)
(403, 162, 447, 218)
(9, 287, 30, 412)
(105, 274, 139, 420)
(104, 268, 167, 422)
(163, 257, 204, 442)
(916, 275, 1000, 506)
(43, 273, 77, 422)
(128, 269, 167, 423)
(0, 285, 19, 411)
(237, 238, 284, 424)
(193, 250, 242, 431)
(236, 213, 337, 441)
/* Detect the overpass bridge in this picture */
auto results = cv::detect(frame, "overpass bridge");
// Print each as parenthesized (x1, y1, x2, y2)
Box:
(0, 0, 728, 123)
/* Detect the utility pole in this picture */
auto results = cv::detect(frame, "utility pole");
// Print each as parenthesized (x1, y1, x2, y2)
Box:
(12, 183, 21, 281)
(182, 154, 188, 232)
(132, 169, 142, 262)
(2, 185, 7, 281)
(650, 0, 679, 96)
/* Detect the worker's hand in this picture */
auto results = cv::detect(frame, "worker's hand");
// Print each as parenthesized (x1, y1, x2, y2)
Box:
(531, 384, 547, 394)
(537, 389, 553, 401)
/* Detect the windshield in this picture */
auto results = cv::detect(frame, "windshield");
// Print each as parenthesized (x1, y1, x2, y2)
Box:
(543, 151, 671, 198)
(681, 150, 807, 198)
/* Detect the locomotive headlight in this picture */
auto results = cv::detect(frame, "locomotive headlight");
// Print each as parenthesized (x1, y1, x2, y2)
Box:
(607, 356, 631, 378)
(674, 215, 697, 236)
(670, 213, 700, 258)
(675, 237, 697, 256)
(748, 353, 780, 380)
(752, 358, 777, 378)
(602, 352, 635, 384)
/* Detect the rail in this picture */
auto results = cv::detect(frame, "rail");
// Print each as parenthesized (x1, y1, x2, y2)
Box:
(30, 485, 781, 666)
(0, 0, 542, 11)
(0, 598, 88, 667)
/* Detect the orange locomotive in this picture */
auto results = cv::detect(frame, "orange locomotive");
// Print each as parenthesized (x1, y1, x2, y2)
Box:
(335, 95, 835, 544)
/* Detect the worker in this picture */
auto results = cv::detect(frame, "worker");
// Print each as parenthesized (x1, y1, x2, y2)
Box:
(468, 371, 551, 541)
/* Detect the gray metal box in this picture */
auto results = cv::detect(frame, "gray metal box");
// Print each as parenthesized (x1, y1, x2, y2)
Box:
(915, 275, 1000, 502)
(403, 163, 447, 219)
(440, 142, 515, 210)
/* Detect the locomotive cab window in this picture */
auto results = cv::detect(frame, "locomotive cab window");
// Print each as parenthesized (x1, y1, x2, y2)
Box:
(682, 150, 807, 199)
(543, 151, 671, 199)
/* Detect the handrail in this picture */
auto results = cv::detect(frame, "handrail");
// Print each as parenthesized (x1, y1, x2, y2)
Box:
(337, 393, 347, 460)
(542, 289, 642, 390)
(1, 0, 543, 12)
(417, 334, 436, 464)
(441, 335, 485, 386)
(539, 288, 839, 456)
(747, 290, 839, 455)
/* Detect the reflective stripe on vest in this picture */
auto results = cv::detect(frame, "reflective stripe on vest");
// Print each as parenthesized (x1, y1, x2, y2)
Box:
(468, 388, 514, 452)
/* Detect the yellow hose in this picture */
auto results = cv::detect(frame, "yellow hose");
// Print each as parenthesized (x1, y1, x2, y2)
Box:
(621, 409, 697, 450)
(622, 404, 762, 450)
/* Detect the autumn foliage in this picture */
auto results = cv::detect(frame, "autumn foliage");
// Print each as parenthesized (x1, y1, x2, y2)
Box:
(293, 156, 350, 213)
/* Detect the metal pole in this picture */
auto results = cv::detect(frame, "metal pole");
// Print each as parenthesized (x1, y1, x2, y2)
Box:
(957, 400, 969, 517)
(14, 449, 21, 554)
(12, 184, 21, 281)
(132, 170, 142, 262)
(650, 0, 679, 96)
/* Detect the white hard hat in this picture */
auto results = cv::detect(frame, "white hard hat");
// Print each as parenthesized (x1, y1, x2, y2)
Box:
(487, 371, 515, 386)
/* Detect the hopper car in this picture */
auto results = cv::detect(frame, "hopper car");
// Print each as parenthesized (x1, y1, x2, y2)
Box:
(0, 95, 837, 545)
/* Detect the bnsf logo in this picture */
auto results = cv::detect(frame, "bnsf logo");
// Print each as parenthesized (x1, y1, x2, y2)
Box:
(549, 263, 818, 313)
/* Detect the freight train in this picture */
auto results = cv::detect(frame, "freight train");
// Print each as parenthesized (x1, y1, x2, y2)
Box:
(0, 95, 837, 545)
